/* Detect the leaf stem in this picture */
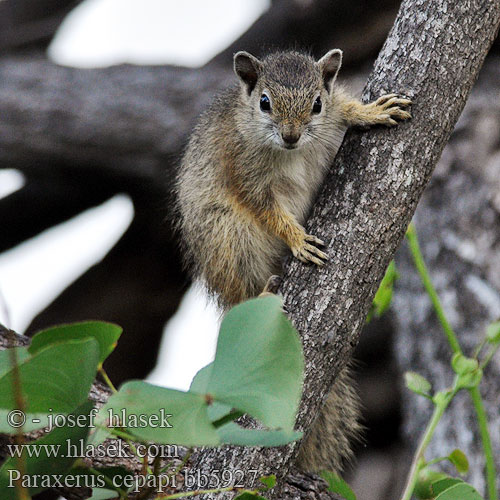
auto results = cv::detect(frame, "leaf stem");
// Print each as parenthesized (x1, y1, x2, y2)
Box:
(469, 386, 498, 500)
(167, 448, 193, 477)
(7, 334, 30, 500)
(406, 223, 462, 354)
(108, 427, 154, 476)
(399, 393, 453, 500)
(480, 344, 500, 371)
(99, 366, 118, 393)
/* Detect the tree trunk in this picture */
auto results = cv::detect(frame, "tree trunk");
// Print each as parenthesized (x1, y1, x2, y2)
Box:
(393, 55, 500, 496)
(189, 1, 500, 498)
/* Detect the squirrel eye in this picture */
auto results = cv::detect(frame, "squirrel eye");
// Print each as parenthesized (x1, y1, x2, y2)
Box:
(312, 96, 322, 114)
(260, 94, 271, 112)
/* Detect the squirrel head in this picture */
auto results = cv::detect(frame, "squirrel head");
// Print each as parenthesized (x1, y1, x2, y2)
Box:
(233, 49, 342, 151)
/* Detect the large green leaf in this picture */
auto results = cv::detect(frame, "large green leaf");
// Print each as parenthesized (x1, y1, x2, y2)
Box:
(89, 380, 220, 447)
(217, 421, 302, 446)
(190, 362, 213, 393)
(0, 347, 30, 379)
(0, 401, 93, 499)
(429, 478, 464, 497)
(435, 482, 484, 500)
(0, 339, 99, 433)
(30, 321, 122, 365)
(190, 363, 232, 422)
(206, 295, 303, 431)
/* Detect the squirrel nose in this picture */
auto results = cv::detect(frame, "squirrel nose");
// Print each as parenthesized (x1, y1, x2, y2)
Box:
(282, 132, 300, 145)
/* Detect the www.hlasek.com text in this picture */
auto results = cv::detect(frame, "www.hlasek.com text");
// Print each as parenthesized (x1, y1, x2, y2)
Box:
(7, 439, 179, 460)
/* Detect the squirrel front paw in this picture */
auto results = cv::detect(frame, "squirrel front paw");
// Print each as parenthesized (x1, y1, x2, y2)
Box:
(291, 234, 328, 266)
(368, 94, 412, 126)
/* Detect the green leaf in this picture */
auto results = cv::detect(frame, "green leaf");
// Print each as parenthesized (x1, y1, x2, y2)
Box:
(367, 261, 398, 322)
(0, 339, 100, 433)
(30, 321, 122, 365)
(451, 353, 478, 375)
(234, 493, 268, 500)
(0, 347, 30, 379)
(88, 489, 120, 499)
(430, 478, 464, 496)
(217, 422, 302, 446)
(448, 449, 469, 475)
(206, 295, 304, 431)
(486, 321, 500, 344)
(320, 470, 357, 500)
(259, 475, 276, 490)
(404, 371, 432, 398)
(0, 401, 93, 498)
(456, 369, 483, 390)
(89, 380, 220, 447)
(434, 482, 484, 500)
(190, 362, 212, 393)
(414, 468, 449, 499)
(190, 363, 232, 422)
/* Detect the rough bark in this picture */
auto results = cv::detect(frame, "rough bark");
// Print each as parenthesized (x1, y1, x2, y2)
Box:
(393, 56, 500, 496)
(189, 1, 500, 498)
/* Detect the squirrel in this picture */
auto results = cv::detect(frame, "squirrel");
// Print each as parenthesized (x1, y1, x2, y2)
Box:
(175, 49, 411, 472)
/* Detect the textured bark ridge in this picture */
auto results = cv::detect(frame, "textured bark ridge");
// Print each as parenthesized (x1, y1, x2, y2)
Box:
(190, 1, 500, 498)
(394, 57, 500, 496)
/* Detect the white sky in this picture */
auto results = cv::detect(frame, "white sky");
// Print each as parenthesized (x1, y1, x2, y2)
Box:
(0, 0, 270, 390)
(49, 0, 269, 68)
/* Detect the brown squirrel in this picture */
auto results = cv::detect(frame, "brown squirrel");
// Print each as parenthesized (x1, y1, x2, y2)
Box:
(176, 49, 411, 472)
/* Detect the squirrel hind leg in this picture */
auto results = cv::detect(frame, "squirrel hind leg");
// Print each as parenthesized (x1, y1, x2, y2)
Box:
(295, 365, 363, 473)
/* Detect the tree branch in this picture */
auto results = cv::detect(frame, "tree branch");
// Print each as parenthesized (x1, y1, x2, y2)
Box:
(189, 1, 500, 498)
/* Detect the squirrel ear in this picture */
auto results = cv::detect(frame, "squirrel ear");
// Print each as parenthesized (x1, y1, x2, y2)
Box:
(234, 51, 262, 95)
(317, 49, 342, 93)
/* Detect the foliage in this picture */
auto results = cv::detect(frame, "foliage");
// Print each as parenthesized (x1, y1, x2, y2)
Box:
(320, 470, 357, 500)
(366, 260, 398, 322)
(0, 296, 303, 499)
(1, 225, 498, 500)
(321, 225, 499, 500)
(400, 223, 499, 500)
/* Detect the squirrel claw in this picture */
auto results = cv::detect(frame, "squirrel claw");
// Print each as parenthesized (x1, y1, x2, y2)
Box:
(374, 93, 398, 105)
(371, 94, 412, 126)
(292, 236, 329, 266)
(304, 234, 325, 246)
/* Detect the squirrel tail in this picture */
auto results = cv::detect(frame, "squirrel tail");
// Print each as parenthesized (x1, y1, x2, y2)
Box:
(295, 365, 363, 473)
